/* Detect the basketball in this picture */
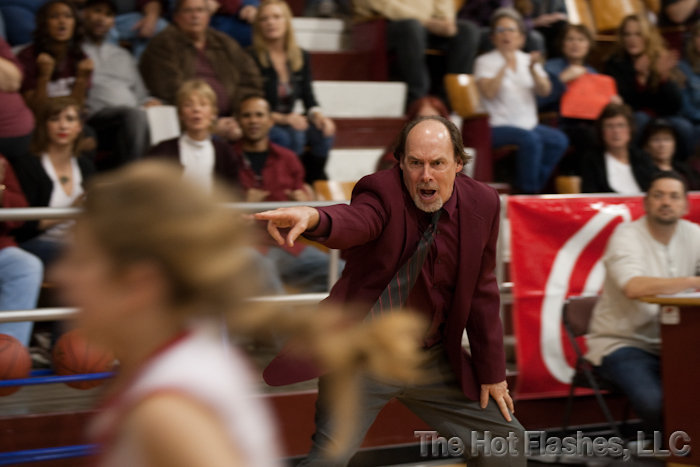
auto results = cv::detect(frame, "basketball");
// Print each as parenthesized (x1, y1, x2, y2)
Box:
(0, 334, 32, 396)
(52, 330, 115, 390)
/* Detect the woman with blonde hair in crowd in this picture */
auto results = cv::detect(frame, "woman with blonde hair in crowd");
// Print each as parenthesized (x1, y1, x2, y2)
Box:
(249, 0, 335, 182)
(147, 79, 239, 192)
(12, 97, 95, 266)
(54, 160, 424, 466)
(604, 13, 694, 159)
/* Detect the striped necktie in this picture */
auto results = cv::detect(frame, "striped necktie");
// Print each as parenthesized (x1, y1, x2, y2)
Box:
(368, 209, 441, 317)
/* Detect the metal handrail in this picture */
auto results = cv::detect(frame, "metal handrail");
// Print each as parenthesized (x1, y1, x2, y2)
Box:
(0, 293, 331, 323)
(0, 201, 347, 221)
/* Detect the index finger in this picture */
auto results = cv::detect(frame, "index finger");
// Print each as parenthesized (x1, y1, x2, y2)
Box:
(254, 210, 283, 221)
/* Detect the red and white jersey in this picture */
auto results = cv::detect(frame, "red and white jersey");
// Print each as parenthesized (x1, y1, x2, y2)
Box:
(90, 324, 281, 467)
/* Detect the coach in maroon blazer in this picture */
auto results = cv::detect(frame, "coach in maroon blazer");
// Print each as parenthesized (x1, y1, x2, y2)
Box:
(257, 116, 525, 467)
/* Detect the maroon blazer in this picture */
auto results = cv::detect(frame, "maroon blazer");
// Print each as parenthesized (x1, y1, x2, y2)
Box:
(264, 166, 505, 401)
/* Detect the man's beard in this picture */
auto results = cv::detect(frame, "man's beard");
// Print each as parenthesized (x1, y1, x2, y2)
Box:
(411, 185, 443, 213)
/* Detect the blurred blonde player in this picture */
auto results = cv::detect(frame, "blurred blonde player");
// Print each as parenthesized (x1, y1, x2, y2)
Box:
(54, 160, 424, 467)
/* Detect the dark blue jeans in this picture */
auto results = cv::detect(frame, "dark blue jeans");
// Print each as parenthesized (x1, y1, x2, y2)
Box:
(20, 237, 63, 267)
(491, 124, 569, 193)
(596, 346, 663, 432)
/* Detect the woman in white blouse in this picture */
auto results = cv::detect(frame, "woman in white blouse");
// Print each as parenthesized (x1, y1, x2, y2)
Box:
(581, 103, 656, 193)
(147, 79, 239, 192)
(12, 96, 95, 265)
(474, 7, 569, 193)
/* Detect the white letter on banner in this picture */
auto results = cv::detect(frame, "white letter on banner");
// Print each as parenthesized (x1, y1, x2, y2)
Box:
(540, 203, 631, 383)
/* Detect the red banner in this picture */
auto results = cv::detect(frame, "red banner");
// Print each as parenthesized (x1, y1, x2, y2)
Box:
(508, 194, 700, 398)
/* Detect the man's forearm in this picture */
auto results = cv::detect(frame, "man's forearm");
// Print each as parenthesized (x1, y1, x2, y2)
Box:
(623, 276, 700, 299)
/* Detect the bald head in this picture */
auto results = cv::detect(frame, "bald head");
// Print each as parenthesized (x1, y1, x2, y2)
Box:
(398, 117, 465, 212)
(405, 119, 452, 156)
(393, 116, 469, 165)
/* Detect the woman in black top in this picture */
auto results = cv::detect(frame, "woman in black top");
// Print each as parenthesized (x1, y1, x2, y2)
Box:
(12, 97, 95, 265)
(249, 0, 335, 181)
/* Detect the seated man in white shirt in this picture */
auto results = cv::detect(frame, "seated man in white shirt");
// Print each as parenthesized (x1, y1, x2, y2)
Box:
(586, 171, 700, 433)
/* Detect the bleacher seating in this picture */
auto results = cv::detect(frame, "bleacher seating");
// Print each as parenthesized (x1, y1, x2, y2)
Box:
(290, 17, 411, 183)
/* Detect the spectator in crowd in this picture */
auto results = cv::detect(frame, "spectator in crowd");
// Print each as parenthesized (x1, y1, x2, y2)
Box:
(82, 0, 160, 170)
(0, 38, 35, 164)
(539, 23, 621, 175)
(458, 0, 550, 54)
(540, 24, 597, 111)
(586, 171, 700, 433)
(250, 0, 334, 182)
(147, 80, 239, 192)
(375, 95, 450, 171)
(642, 118, 700, 189)
(234, 95, 341, 293)
(104, 0, 168, 58)
(604, 14, 693, 160)
(678, 20, 700, 146)
(12, 97, 95, 266)
(475, 7, 568, 193)
(0, 155, 43, 347)
(139, 0, 262, 145)
(354, 0, 480, 107)
(16, 0, 93, 112)
(147, 80, 285, 295)
(581, 103, 656, 194)
(165, 0, 260, 46)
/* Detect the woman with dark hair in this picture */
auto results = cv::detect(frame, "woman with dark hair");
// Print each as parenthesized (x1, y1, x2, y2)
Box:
(249, 0, 334, 181)
(16, 0, 93, 112)
(604, 14, 693, 159)
(541, 24, 601, 110)
(581, 103, 656, 193)
(375, 95, 450, 172)
(539, 23, 621, 174)
(12, 97, 95, 265)
(641, 118, 700, 190)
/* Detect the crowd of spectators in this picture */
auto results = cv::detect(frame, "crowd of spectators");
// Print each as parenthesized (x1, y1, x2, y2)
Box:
(3, 0, 700, 351)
